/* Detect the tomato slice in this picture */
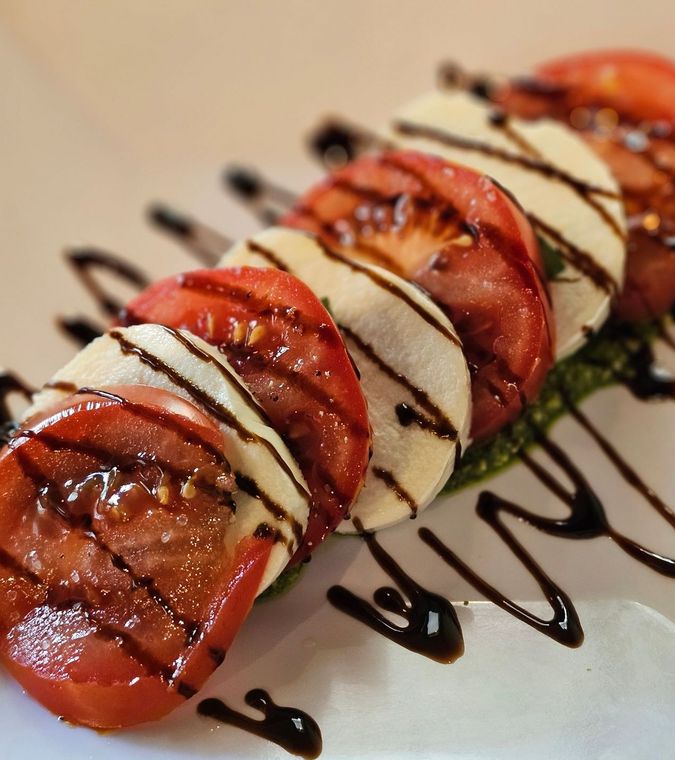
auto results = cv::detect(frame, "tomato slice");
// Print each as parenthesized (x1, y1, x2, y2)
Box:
(119, 267, 370, 561)
(0, 385, 272, 729)
(282, 150, 555, 441)
(497, 51, 675, 321)
(537, 50, 675, 128)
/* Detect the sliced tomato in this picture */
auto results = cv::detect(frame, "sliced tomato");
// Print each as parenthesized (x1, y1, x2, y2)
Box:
(119, 267, 370, 561)
(0, 385, 272, 729)
(497, 51, 675, 321)
(282, 150, 555, 441)
(538, 50, 675, 128)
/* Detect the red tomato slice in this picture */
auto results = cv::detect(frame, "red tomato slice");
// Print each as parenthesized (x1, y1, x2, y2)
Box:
(498, 51, 675, 321)
(119, 267, 370, 561)
(0, 385, 272, 729)
(282, 150, 555, 441)
(537, 50, 675, 128)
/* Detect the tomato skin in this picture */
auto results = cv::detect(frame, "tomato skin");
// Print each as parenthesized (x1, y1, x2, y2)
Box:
(0, 387, 273, 729)
(283, 150, 555, 441)
(498, 51, 675, 322)
(120, 267, 371, 561)
(537, 50, 675, 127)
(1, 534, 269, 730)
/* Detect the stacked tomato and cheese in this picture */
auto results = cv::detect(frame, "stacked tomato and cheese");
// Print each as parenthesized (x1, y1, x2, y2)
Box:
(0, 49, 672, 731)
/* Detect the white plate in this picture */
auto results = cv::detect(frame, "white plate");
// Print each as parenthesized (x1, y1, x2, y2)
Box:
(1, 5, 674, 759)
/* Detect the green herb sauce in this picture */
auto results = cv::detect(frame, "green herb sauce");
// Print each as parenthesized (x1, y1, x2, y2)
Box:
(261, 318, 666, 600)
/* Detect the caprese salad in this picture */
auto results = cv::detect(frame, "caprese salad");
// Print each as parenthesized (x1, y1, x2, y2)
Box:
(0, 49, 672, 732)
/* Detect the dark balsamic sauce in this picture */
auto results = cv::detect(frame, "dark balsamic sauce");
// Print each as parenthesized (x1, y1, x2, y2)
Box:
(57, 247, 148, 348)
(0, 373, 34, 442)
(327, 525, 464, 662)
(57, 316, 104, 348)
(371, 467, 418, 517)
(517, 429, 675, 577)
(419, 491, 584, 648)
(64, 247, 149, 318)
(392, 118, 619, 200)
(618, 340, 675, 400)
(567, 403, 675, 529)
(148, 202, 230, 266)
(223, 166, 297, 227)
(528, 214, 617, 296)
(307, 114, 622, 287)
(245, 239, 290, 271)
(198, 690, 322, 759)
(308, 119, 394, 168)
(395, 401, 458, 439)
(236, 472, 304, 548)
(487, 109, 543, 159)
(12, 438, 202, 640)
(339, 324, 458, 443)
(314, 238, 463, 349)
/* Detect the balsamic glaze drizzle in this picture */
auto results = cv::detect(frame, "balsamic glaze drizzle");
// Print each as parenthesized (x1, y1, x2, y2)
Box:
(148, 202, 230, 266)
(12, 436, 202, 641)
(327, 526, 464, 662)
(198, 690, 322, 760)
(64, 247, 150, 318)
(308, 115, 621, 293)
(224, 166, 296, 227)
(420, 491, 584, 648)
(339, 324, 458, 442)
(57, 247, 148, 349)
(616, 339, 675, 400)
(487, 109, 543, 158)
(4, 428, 222, 696)
(0, 373, 34, 441)
(518, 429, 675, 577)
(0, 138, 671, 757)
(567, 402, 675, 528)
(57, 316, 103, 348)
(392, 118, 619, 200)
(371, 467, 419, 517)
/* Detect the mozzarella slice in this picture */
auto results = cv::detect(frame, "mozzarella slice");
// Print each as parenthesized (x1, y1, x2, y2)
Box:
(26, 324, 310, 594)
(389, 90, 627, 359)
(221, 227, 471, 533)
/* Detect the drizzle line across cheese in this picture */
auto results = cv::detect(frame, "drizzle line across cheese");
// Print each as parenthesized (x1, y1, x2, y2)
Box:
(389, 90, 627, 359)
(26, 324, 310, 593)
(222, 227, 471, 532)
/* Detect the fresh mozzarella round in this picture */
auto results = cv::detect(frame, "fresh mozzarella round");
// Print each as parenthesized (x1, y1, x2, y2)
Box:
(221, 227, 471, 533)
(26, 324, 310, 594)
(389, 90, 627, 359)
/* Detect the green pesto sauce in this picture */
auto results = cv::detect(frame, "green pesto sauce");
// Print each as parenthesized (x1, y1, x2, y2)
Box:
(443, 319, 659, 494)
(258, 561, 305, 602)
(260, 319, 662, 601)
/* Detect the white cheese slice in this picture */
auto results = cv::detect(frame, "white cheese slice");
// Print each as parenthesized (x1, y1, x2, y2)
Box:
(389, 90, 627, 359)
(221, 227, 471, 533)
(26, 324, 310, 594)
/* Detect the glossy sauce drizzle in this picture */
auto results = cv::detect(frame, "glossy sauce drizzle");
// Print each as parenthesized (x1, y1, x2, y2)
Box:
(198, 689, 322, 759)
(58, 248, 149, 348)
(148, 203, 230, 266)
(617, 339, 675, 400)
(517, 428, 675, 576)
(0, 373, 34, 441)
(4, 390, 245, 698)
(420, 491, 584, 647)
(57, 316, 103, 348)
(567, 402, 675, 528)
(308, 116, 620, 294)
(65, 247, 149, 318)
(327, 524, 464, 662)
